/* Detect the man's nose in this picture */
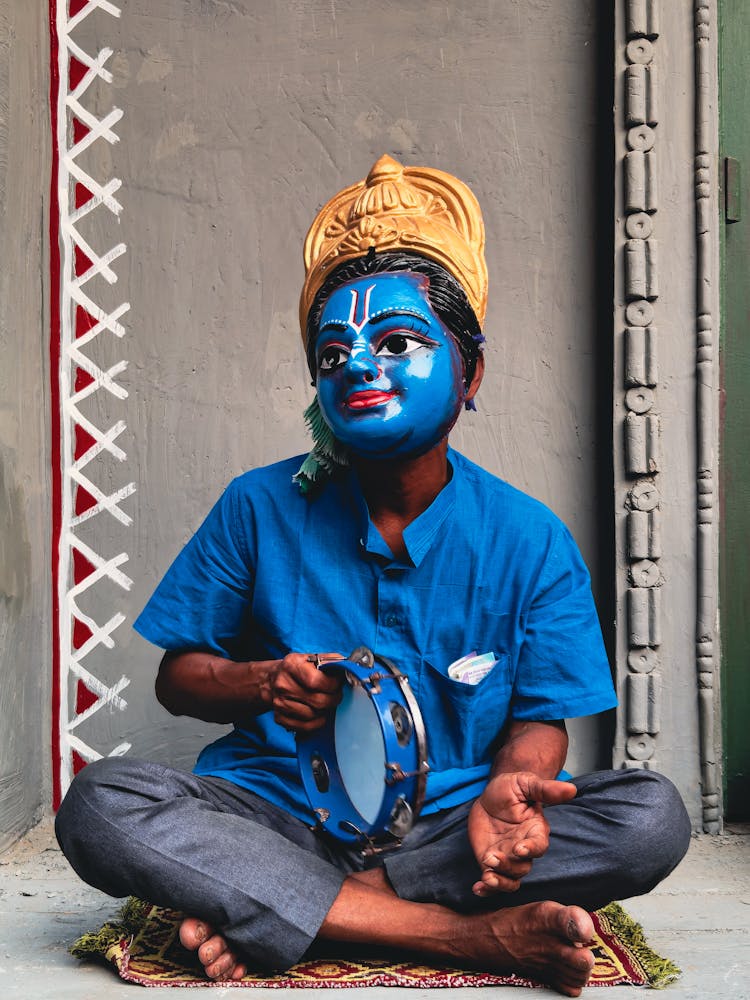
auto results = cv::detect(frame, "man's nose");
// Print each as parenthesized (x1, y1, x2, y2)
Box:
(345, 348, 379, 383)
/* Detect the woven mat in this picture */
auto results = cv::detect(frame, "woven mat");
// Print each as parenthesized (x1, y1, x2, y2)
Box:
(71, 897, 680, 989)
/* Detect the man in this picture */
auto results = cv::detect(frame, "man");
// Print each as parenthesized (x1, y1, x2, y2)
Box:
(56, 155, 691, 998)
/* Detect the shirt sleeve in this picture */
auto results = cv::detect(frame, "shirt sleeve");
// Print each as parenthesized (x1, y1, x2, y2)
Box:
(133, 478, 255, 658)
(511, 523, 617, 720)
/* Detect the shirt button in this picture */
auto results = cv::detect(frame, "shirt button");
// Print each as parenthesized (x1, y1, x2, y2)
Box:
(384, 614, 400, 628)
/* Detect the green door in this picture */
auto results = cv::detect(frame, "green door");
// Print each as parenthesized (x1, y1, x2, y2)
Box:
(720, 0, 750, 820)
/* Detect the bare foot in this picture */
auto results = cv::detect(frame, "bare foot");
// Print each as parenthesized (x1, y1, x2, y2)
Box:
(459, 901, 596, 997)
(319, 867, 594, 995)
(179, 916, 247, 981)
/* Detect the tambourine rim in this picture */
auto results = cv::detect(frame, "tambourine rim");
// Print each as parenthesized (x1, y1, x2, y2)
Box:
(371, 652, 428, 820)
(296, 649, 428, 844)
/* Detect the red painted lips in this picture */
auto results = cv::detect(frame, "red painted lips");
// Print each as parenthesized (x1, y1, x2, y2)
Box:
(345, 390, 397, 409)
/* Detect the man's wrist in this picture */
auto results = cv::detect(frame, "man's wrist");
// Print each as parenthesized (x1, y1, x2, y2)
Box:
(243, 658, 279, 711)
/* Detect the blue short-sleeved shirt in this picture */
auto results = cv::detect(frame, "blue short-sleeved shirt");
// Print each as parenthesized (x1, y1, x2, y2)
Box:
(134, 449, 616, 825)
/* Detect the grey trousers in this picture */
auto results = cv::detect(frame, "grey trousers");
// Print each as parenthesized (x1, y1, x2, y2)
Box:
(55, 758, 691, 971)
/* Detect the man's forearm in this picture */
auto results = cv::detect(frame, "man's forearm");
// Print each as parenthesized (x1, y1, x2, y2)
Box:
(468, 719, 574, 895)
(155, 650, 276, 723)
(489, 719, 568, 781)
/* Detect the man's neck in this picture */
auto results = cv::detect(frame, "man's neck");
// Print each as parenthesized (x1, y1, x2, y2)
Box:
(353, 441, 451, 558)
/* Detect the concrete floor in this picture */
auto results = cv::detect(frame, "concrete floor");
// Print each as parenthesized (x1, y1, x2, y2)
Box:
(0, 819, 747, 999)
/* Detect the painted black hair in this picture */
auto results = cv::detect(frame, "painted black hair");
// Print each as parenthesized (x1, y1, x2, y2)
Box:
(305, 250, 484, 387)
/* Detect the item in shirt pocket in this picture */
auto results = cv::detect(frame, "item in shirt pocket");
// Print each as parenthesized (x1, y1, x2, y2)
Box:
(447, 650, 498, 685)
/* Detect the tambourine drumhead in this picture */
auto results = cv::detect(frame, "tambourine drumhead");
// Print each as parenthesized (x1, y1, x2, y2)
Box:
(296, 647, 428, 849)
(335, 680, 386, 824)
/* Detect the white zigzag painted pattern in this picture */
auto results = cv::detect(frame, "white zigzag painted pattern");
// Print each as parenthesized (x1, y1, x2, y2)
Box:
(54, 0, 134, 798)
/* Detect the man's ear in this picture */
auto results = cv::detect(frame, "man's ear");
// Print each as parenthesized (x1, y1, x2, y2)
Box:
(465, 352, 485, 403)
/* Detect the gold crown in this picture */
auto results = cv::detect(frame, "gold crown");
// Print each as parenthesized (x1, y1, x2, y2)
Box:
(299, 154, 487, 340)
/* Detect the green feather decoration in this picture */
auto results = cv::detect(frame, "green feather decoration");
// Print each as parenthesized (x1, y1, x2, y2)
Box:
(293, 395, 350, 496)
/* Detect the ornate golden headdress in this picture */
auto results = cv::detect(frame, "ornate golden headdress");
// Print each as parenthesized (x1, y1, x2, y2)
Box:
(299, 154, 488, 340)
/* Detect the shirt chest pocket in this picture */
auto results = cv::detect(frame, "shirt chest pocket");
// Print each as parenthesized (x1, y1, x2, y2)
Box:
(418, 652, 513, 772)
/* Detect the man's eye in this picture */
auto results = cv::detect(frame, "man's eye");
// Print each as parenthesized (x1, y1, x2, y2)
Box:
(318, 346, 349, 371)
(377, 334, 428, 357)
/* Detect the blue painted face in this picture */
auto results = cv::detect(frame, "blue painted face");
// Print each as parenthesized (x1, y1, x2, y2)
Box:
(314, 272, 465, 459)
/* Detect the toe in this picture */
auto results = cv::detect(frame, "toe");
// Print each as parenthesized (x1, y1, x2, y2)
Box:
(558, 946, 594, 995)
(562, 906, 594, 945)
(230, 962, 248, 981)
(558, 984, 584, 998)
(204, 950, 237, 981)
(179, 917, 211, 951)
(198, 933, 230, 968)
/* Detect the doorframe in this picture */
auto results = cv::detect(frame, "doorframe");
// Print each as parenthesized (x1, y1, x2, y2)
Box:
(717, 0, 750, 821)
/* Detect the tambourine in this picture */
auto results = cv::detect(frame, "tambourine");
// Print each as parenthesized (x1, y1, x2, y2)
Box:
(296, 646, 428, 853)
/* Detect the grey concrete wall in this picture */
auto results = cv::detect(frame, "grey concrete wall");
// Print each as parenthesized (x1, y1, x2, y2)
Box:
(0, 1, 51, 851)
(3, 0, 615, 845)
(87, 0, 610, 777)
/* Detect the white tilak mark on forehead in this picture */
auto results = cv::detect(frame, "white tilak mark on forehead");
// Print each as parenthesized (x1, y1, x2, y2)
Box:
(347, 284, 376, 335)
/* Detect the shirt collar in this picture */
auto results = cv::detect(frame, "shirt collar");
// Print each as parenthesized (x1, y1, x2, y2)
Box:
(345, 451, 459, 569)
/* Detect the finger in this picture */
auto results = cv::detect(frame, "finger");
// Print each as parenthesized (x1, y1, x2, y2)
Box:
(273, 687, 342, 728)
(513, 834, 549, 859)
(499, 857, 534, 878)
(274, 686, 341, 713)
(274, 702, 334, 731)
(285, 655, 344, 694)
(472, 872, 521, 895)
(511, 820, 550, 860)
(303, 651, 346, 676)
(512, 840, 547, 861)
(276, 713, 327, 733)
(517, 774, 577, 808)
(481, 852, 533, 880)
(273, 671, 342, 708)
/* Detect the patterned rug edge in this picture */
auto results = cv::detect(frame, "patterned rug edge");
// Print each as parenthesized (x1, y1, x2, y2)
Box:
(71, 897, 680, 989)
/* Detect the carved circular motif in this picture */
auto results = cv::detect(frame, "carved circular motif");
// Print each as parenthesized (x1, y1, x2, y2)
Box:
(625, 386, 655, 414)
(627, 125, 656, 152)
(631, 559, 661, 588)
(625, 300, 654, 327)
(627, 734, 655, 760)
(627, 647, 659, 673)
(625, 212, 653, 239)
(626, 38, 654, 65)
(630, 481, 660, 511)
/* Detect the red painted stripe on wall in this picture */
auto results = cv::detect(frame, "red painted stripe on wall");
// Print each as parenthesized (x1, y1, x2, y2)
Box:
(48, 0, 63, 811)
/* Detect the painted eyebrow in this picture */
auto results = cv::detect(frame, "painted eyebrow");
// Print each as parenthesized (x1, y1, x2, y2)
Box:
(317, 308, 432, 341)
(318, 319, 351, 334)
(368, 308, 432, 326)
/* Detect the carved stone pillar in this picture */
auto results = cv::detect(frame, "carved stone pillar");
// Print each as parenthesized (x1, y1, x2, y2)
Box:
(618, 0, 664, 775)
(612, 0, 721, 832)
(693, 0, 721, 833)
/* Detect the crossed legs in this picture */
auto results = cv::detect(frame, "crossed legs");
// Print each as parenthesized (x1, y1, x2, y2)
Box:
(55, 760, 690, 996)
(178, 868, 597, 993)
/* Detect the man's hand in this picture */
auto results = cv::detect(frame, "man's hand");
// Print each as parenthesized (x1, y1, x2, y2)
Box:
(468, 771, 577, 897)
(269, 652, 343, 732)
(155, 649, 343, 728)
